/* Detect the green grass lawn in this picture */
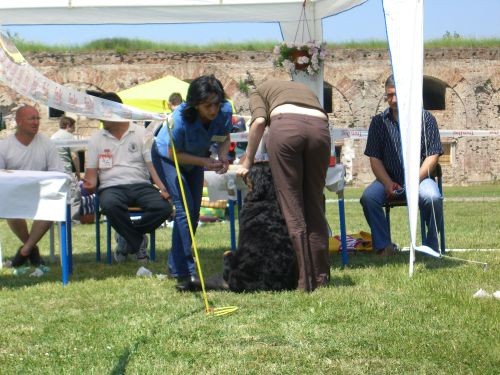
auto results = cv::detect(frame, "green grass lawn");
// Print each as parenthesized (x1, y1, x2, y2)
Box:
(1, 185, 499, 374)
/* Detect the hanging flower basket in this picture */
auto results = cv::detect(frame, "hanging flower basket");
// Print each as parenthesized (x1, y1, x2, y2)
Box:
(291, 49, 309, 70)
(272, 41, 327, 76)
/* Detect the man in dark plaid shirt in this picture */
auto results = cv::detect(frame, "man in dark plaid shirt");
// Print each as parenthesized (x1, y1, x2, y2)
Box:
(360, 75, 443, 255)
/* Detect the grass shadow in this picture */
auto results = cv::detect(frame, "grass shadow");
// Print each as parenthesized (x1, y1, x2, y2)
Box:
(1, 241, 461, 290)
(329, 250, 462, 271)
(329, 273, 356, 287)
(0, 246, 229, 290)
(110, 306, 201, 375)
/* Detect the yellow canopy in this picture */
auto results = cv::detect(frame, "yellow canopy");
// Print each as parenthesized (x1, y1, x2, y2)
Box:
(117, 75, 189, 114)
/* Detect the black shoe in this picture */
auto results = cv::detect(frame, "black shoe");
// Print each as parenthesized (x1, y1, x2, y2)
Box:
(29, 246, 45, 267)
(175, 275, 201, 292)
(11, 247, 29, 268)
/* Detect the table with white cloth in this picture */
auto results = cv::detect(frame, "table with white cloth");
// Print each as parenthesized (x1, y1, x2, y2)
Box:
(0, 170, 72, 284)
(204, 164, 349, 266)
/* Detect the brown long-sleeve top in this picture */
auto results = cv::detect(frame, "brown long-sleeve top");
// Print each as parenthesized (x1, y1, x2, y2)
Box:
(248, 80, 326, 125)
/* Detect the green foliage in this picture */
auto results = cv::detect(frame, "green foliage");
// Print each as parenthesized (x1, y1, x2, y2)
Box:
(330, 39, 390, 49)
(15, 38, 280, 54)
(425, 37, 500, 49)
(0, 185, 499, 374)
(13, 37, 500, 54)
(237, 79, 250, 95)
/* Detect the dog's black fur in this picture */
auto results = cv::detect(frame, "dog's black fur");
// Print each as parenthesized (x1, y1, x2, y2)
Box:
(222, 163, 298, 292)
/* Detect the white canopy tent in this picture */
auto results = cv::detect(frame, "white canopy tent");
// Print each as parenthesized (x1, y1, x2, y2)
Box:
(0, 0, 367, 102)
(0, 0, 428, 273)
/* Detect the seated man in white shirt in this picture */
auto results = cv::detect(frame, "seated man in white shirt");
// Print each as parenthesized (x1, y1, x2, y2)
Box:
(51, 115, 82, 220)
(83, 92, 172, 262)
(0, 105, 64, 267)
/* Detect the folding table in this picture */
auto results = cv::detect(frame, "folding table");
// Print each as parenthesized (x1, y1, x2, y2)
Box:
(0, 170, 72, 284)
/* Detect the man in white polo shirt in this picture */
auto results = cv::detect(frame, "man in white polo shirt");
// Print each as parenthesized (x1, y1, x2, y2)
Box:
(0, 105, 64, 267)
(83, 92, 172, 262)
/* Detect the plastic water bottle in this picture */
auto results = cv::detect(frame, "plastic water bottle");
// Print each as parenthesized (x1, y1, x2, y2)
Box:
(329, 124, 336, 167)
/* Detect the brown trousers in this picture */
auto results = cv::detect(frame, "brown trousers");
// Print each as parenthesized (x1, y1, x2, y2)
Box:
(267, 113, 331, 292)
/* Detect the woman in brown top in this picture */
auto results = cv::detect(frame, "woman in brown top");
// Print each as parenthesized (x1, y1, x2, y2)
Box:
(237, 80, 331, 292)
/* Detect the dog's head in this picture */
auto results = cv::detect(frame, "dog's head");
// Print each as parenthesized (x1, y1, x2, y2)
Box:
(245, 163, 276, 201)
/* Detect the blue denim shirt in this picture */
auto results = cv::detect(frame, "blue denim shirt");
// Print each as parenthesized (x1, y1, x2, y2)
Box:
(155, 101, 233, 168)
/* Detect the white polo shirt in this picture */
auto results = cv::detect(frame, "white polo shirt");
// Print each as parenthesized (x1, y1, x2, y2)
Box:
(86, 123, 151, 190)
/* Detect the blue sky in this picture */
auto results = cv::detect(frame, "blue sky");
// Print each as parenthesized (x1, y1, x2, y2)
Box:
(2, 0, 499, 45)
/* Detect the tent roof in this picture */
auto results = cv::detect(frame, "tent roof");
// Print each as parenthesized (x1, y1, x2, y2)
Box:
(118, 75, 189, 113)
(0, 1, 366, 25)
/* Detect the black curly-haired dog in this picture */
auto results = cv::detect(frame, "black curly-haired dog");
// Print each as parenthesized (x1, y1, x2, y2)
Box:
(221, 163, 298, 292)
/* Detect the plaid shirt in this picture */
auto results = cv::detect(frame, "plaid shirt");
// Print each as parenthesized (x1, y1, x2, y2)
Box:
(364, 108, 443, 186)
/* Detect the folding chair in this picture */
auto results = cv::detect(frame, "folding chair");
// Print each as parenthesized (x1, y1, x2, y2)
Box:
(94, 193, 156, 264)
(384, 164, 446, 253)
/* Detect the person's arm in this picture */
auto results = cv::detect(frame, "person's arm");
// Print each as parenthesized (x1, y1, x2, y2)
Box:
(419, 111, 442, 181)
(215, 135, 231, 174)
(419, 154, 439, 181)
(370, 157, 402, 198)
(145, 161, 170, 200)
(213, 101, 232, 174)
(167, 148, 223, 171)
(236, 116, 266, 179)
(82, 168, 98, 193)
(71, 152, 81, 180)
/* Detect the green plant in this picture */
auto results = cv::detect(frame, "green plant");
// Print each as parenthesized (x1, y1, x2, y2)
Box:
(237, 79, 250, 95)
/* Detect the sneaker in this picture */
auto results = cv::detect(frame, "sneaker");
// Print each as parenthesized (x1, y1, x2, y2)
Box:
(114, 232, 128, 253)
(113, 250, 128, 263)
(11, 247, 29, 268)
(135, 235, 149, 263)
(175, 275, 201, 292)
(29, 246, 45, 267)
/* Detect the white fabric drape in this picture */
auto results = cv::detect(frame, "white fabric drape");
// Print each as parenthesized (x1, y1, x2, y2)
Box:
(383, 0, 425, 275)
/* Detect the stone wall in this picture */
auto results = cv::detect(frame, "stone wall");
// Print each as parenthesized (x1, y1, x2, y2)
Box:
(0, 48, 498, 186)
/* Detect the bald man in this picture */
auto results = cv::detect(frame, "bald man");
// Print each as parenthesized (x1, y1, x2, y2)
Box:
(0, 105, 63, 267)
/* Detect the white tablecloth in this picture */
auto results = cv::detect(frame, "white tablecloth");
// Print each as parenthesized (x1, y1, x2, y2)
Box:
(0, 170, 70, 221)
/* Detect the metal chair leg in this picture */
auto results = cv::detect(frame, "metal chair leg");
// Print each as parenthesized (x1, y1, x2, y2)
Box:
(95, 194, 101, 262)
(150, 231, 156, 261)
(228, 199, 236, 251)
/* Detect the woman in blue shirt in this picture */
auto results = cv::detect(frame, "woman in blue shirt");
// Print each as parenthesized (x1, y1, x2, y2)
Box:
(152, 75, 232, 291)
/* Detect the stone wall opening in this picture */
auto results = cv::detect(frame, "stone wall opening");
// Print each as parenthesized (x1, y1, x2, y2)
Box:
(423, 75, 447, 110)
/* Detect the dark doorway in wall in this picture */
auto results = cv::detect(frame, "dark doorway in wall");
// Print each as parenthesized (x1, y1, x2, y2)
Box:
(48, 107, 65, 118)
(323, 82, 333, 113)
(75, 150, 85, 173)
(423, 76, 447, 110)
